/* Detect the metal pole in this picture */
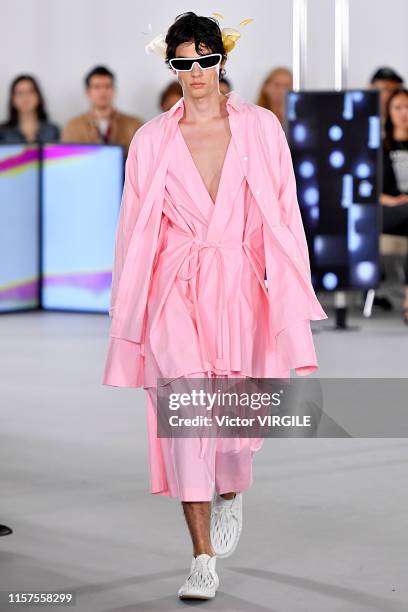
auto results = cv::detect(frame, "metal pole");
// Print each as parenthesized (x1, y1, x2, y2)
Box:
(292, 0, 308, 91)
(334, 0, 349, 90)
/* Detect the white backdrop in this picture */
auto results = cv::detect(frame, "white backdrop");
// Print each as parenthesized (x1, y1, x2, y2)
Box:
(0, 0, 407, 126)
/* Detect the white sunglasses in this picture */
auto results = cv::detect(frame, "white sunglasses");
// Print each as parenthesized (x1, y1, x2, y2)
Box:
(169, 53, 222, 72)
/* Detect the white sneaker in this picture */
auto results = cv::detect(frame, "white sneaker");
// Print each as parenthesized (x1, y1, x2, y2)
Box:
(177, 553, 219, 600)
(210, 492, 243, 558)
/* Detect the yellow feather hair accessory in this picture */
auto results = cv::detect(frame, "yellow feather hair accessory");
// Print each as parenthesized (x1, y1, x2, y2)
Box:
(210, 12, 254, 53)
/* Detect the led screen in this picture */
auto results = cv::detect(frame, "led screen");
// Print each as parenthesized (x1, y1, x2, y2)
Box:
(41, 144, 124, 312)
(286, 90, 382, 291)
(0, 144, 40, 312)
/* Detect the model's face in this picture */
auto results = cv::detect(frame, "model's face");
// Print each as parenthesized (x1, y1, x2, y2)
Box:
(13, 79, 39, 114)
(263, 72, 293, 105)
(389, 93, 408, 130)
(86, 75, 115, 110)
(371, 79, 401, 114)
(171, 41, 225, 98)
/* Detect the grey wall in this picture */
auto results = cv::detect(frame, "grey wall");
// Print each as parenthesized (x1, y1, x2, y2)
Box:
(0, 0, 406, 127)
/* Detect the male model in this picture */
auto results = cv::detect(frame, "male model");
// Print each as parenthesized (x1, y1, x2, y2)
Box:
(103, 11, 327, 601)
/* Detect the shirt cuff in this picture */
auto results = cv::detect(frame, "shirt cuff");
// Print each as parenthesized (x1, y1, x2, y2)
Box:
(102, 336, 144, 388)
(275, 319, 319, 377)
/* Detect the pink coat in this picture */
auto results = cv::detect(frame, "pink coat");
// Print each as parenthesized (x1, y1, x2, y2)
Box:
(102, 91, 328, 388)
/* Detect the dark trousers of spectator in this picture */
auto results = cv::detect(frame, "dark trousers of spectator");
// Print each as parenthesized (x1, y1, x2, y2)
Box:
(381, 203, 408, 285)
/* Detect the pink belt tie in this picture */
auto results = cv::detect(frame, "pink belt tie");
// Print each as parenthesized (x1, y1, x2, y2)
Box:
(173, 236, 266, 460)
(177, 237, 239, 459)
(177, 238, 230, 369)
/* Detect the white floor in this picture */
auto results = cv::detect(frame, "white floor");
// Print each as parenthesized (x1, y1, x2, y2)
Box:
(0, 307, 407, 611)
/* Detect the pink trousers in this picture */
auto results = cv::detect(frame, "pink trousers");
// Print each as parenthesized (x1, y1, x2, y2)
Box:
(145, 372, 265, 501)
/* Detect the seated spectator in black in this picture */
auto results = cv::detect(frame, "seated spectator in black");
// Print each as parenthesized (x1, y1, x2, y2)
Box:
(0, 75, 59, 143)
(160, 81, 182, 112)
(369, 66, 404, 130)
(219, 77, 232, 95)
(62, 65, 143, 154)
(380, 88, 408, 324)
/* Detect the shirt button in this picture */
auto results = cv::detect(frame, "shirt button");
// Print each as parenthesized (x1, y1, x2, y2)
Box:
(255, 189, 261, 195)
(294, 254, 299, 261)
(243, 156, 248, 161)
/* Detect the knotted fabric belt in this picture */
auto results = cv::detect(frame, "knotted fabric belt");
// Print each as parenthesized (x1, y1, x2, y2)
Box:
(176, 237, 243, 460)
(170, 233, 265, 459)
(177, 237, 243, 372)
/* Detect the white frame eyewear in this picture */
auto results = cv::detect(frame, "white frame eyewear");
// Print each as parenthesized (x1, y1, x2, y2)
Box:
(169, 53, 222, 72)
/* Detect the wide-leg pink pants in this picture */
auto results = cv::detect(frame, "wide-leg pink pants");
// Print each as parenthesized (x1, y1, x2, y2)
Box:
(145, 372, 265, 501)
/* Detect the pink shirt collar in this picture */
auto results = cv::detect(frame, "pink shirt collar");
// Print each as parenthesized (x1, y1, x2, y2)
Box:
(167, 89, 244, 119)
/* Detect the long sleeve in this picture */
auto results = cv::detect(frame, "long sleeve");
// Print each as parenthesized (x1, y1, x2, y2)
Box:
(103, 133, 145, 388)
(109, 133, 142, 318)
(274, 121, 319, 376)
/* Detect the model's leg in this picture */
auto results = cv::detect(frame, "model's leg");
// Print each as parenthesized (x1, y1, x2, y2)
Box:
(181, 501, 215, 556)
(175, 372, 217, 557)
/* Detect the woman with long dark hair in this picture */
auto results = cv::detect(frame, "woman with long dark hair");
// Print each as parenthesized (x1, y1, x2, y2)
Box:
(0, 74, 59, 143)
(380, 88, 408, 324)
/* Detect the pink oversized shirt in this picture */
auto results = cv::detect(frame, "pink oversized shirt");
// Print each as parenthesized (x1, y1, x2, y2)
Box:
(102, 91, 329, 389)
(143, 120, 271, 388)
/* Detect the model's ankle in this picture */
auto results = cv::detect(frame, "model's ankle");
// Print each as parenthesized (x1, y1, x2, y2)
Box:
(194, 548, 215, 557)
(220, 491, 236, 500)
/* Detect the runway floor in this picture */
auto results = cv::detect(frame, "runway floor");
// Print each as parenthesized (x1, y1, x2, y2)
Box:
(0, 307, 407, 611)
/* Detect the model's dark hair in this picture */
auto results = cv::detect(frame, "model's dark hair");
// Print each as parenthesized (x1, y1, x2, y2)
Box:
(2, 74, 48, 127)
(384, 88, 408, 151)
(85, 65, 115, 87)
(165, 11, 227, 80)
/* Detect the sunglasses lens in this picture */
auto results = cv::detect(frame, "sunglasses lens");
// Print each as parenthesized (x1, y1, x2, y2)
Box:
(198, 54, 220, 69)
(171, 58, 194, 71)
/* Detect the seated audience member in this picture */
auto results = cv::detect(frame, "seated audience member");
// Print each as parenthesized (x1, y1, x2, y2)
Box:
(0, 75, 59, 143)
(61, 66, 143, 153)
(380, 88, 408, 324)
(219, 76, 232, 95)
(369, 66, 404, 128)
(256, 67, 293, 125)
(160, 81, 182, 112)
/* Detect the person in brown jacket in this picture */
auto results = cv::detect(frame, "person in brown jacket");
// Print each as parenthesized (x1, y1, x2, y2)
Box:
(61, 65, 143, 153)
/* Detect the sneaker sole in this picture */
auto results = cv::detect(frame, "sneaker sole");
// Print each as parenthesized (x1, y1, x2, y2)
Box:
(178, 592, 216, 599)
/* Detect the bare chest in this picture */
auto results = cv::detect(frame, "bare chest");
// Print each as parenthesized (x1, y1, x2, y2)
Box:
(179, 121, 231, 204)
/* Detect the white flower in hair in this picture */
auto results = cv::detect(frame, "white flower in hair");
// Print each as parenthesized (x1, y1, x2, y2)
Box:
(145, 33, 167, 59)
